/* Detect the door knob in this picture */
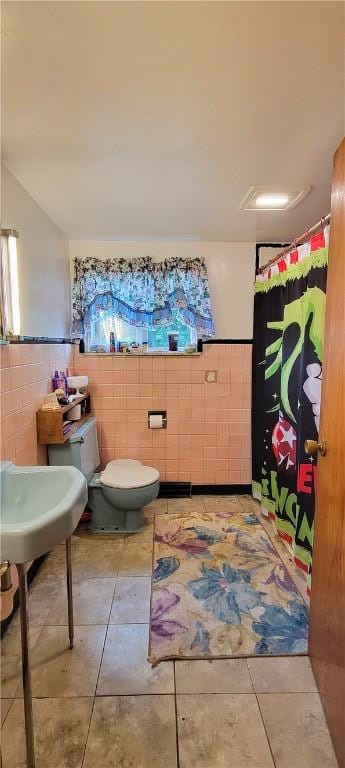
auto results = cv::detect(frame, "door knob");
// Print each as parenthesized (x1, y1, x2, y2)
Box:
(304, 438, 327, 457)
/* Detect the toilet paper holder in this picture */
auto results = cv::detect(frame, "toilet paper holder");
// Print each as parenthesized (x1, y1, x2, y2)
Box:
(148, 410, 167, 429)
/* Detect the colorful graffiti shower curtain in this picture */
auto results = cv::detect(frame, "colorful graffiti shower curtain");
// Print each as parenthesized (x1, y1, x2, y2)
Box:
(252, 228, 329, 590)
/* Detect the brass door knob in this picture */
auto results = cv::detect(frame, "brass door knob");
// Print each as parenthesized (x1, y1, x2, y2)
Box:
(304, 438, 327, 457)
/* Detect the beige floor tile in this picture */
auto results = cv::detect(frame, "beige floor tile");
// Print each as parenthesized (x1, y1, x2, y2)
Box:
(177, 693, 274, 768)
(175, 659, 253, 694)
(39, 538, 124, 579)
(73, 521, 123, 541)
(117, 542, 153, 576)
(71, 537, 124, 579)
(1, 657, 22, 699)
(37, 545, 69, 579)
(258, 692, 338, 768)
(30, 625, 106, 697)
(109, 577, 151, 623)
(238, 494, 258, 512)
(1, 625, 43, 698)
(1, 623, 43, 658)
(146, 498, 168, 515)
(144, 508, 156, 520)
(97, 623, 174, 695)
(1, 699, 13, 726)
(203, 495, 240, 513)
(83, 695, 177, 768)
(45, 578, 116, 625)
(125, 520, 154, 543)
(1, 697, 93, 768)
(247, 656, 317, 693)
(167, 498, 205, 515)
(13, 577, 64, 626)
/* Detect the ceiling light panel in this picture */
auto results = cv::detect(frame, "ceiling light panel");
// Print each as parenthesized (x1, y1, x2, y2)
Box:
(240, 186, 310, 211)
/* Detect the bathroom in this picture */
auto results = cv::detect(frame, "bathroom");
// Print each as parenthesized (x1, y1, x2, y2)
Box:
(0, 2, 344, 767)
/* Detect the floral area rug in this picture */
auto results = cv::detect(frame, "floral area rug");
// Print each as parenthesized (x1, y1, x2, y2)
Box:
(149, 505, 309, 665)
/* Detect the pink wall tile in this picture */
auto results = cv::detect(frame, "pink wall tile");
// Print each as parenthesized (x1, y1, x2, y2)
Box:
(0, 346, 10, 369)
(191, 369, 205, 383)
(191, 445, 204, 459)
(71, 344, 252, 486)
(1, 368, 12, 392)
(190, 471, 204, 484)
(139, 370, 153, 384)
(0, 343, 74, 467)
(191, 434, 204, 447)
(99, 356, 114, 371)
(99, 384, 113, 398)
(153, 357, 166, 371)
(191, 383, 204, 397)
(191, 408, 204, 423)
(153, 370, 166, 384)
(216, 471, 229, 484)
(204, 433, 216, 448)
(179, 397, 192, 410)
(165, 357, 179, 370)
(126, 370, 140, 384)
(166, 460, 178, 479)
(166, 370, 179, 384)
(204, 446, 217, 460)
(126, 356, 140, 370)
(113, 357, 126, 371)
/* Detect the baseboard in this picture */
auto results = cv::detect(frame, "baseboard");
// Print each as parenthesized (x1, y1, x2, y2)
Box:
(158, 482, 192, 498)
(158, 482, 251, 498)
(0, 554, 46, 636)
(192, 484, 252, 495)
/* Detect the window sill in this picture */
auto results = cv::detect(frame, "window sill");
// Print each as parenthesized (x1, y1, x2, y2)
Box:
(82, 351, 201, 357)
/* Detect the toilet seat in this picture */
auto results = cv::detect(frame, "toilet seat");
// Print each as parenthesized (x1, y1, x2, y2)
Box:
(100, 459, 160, 490)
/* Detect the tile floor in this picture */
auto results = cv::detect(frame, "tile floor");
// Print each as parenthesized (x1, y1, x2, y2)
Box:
(0, 496, 338, 768)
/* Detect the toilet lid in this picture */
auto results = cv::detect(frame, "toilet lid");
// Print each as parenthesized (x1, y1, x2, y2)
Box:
(100, 459, 160, 490)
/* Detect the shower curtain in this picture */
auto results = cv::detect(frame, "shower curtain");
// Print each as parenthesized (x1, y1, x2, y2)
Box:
(252, 228, 329, 590)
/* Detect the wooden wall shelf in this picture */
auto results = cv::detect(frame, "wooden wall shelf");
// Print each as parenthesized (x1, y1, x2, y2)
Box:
(37, 394, 91, 445)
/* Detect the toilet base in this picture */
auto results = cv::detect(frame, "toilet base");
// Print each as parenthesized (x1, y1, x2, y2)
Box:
(87, 475, 159, 533)
(89, 508, 146, 534)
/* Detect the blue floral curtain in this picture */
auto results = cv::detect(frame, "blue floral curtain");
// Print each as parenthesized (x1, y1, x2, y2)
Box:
(72, 256, 215, 339)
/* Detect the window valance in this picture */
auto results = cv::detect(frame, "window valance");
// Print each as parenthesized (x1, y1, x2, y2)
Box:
(72, 256, 215, 338)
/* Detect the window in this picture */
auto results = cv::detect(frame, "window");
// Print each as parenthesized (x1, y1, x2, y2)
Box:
(72, 254, 214, 350)
(87, 309, 196, 352)
(148, 310, 197, 350)
(0, 229, 20, 337)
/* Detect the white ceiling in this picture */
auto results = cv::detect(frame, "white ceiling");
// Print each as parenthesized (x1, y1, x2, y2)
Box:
(2, 1, 344, 242)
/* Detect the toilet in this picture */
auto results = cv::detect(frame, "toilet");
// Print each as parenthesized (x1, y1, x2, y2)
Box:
(48, 416, 160, 533)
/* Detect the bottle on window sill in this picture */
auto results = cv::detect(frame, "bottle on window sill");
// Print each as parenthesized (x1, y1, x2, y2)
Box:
(109, 331, 116, 353)
(79, 338, 85, 354)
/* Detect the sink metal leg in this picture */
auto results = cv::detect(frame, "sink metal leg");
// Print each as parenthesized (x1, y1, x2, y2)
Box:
(17, 563, 36, 768)
(66, 537, 74, 649)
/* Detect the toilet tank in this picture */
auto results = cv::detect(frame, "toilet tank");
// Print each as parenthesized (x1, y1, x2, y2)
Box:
(48, 416, 100, 482)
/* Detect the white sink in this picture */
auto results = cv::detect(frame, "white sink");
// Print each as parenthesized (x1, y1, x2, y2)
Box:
(0, 461, 87, 563)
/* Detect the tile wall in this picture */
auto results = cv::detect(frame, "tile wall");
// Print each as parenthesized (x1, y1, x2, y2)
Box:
(74, 343, 252, 485)
(0, 343, 74, 466)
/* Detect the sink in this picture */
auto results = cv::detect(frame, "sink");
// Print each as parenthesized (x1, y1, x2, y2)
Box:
(0, 461, 87, 564)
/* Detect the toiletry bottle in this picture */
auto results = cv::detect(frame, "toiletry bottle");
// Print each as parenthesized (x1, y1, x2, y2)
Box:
(59, 371, 67, 396)
(79, 338, 85, 354)
(110, 331, 116, 353)
(52, 370, 59, 391)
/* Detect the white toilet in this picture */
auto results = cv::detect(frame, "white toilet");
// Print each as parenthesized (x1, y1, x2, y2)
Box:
(48, 417, 160, 533)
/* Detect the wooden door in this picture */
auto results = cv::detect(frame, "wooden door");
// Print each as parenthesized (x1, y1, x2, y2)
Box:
(309, 137, 345, 767)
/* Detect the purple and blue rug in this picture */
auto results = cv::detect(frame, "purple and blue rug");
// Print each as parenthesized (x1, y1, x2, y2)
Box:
(149, 505, 308, 665)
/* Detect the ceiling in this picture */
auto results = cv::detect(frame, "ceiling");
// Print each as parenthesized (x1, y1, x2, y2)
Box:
(2, 1, 344, 242)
